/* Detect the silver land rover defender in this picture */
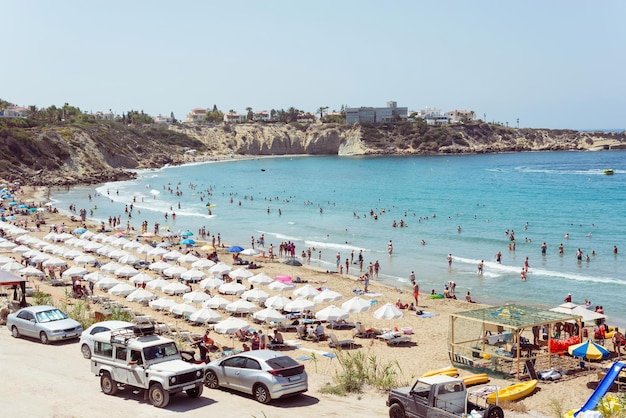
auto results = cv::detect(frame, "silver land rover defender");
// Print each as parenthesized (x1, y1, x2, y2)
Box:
(90, 325, 205, 408)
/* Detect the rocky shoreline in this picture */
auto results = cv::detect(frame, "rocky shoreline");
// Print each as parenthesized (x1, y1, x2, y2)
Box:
(2, 121, 625, 187)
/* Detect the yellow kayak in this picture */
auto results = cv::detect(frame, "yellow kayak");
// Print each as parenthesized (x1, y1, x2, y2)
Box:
(487, 379, 538, 404)
(422, 367, 459, 378)
(462, 373, 490, 387)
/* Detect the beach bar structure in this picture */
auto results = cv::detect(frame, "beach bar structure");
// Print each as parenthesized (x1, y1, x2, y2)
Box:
(449, 304, 581, 380)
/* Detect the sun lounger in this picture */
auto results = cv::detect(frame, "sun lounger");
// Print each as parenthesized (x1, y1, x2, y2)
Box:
(327, 332, 355, 349)
(329, 320, 356, 330)
(386, 336, 413, 346)
(376, 331, 401, 341)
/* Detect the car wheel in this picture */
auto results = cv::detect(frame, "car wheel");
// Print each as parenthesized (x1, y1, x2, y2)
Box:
(11, 326, 20, 338)
(149, 383, 170, 408)
(389, 403, 406, 418)
(186, 384, 203, 398)
(204, 370, 219, 389)
(40, 332, 49, 345)
(486, 405, 504, 418)
(81, 344, 92, 359)
(254, 383, 271, 404)
(100, 372, 118, 395)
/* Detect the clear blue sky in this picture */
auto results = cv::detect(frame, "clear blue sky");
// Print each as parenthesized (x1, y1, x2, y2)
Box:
(2, 0, 625, 130)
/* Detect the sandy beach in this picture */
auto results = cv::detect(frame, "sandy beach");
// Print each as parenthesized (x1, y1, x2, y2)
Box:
(0, 185, 612, 417)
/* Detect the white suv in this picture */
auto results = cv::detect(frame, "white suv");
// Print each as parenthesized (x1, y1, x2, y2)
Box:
(90, 325, 204, 408)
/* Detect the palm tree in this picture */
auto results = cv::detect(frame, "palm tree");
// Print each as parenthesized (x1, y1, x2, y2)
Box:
(246, 107, 253, 121)
(316, 106, 328, 121)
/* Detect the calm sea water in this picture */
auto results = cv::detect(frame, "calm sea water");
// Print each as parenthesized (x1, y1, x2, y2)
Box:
(51, 151, 626, 322)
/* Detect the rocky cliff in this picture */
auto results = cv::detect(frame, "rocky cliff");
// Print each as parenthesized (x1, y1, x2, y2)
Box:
(1, 120, 624, 186)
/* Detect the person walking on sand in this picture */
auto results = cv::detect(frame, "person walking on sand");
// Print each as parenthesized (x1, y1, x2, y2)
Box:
(613, 327, 624, 357)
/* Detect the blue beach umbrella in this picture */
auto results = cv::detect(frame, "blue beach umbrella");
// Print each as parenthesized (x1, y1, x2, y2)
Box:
(8, 201, 18, 206)
(227, 245, 245, 253)
(18, 204, 29, 209)
(2, 194, 12, 199)
(27, 208, 37, 213)
(180, 230, 194, 237)
(568, 339, 610, 360)
(180, 238, 196, 245)
(74, 227, 87, 234)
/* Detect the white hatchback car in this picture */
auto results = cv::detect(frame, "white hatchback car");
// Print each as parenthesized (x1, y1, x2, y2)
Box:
(79, 320, 134, 359)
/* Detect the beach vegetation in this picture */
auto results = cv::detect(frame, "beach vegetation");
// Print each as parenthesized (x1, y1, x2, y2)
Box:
(547, 398, 565, 418)
(32, 290, 53, 306)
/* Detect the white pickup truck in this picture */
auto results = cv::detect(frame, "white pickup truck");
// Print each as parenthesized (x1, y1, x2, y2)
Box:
(90, 326, 205, 408)
(387, 375, 504, 418)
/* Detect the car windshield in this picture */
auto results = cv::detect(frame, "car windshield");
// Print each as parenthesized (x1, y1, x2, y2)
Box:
(36, 309, 68, 323)
(143, 342, 179, 361)
(266, 356, 299, 370)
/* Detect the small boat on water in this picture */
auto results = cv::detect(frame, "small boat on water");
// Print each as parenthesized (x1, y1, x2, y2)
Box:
(604, 169, 615, 175)
(486, 379, 538, 404)
(462, 373, 490, 387)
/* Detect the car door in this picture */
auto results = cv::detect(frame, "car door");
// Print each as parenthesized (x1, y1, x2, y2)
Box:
(126, 349, 146, 388)
(17, 310, 37, 338)
(219, 356, 247, 390)
(111, 346, 130, 384)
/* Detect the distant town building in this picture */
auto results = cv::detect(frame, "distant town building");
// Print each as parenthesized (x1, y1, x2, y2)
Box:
(446, 110, 476, 124)
(345, 101, 408, 124)
(297, 113, 316, 123)
(253, 111, 270, 122)
(92, 111, 115, 121)
(186, 108, 207, 123)
(414, 107, 450, 125)
(0, 105, 28, 118)
(154, 114, 174, 124)
(223, 111, 246, 123)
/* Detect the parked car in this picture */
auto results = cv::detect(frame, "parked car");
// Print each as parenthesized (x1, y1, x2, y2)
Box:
(7, 305, 83, 344)
(203, 350, 307, 404)
(79, 320, 135, 359)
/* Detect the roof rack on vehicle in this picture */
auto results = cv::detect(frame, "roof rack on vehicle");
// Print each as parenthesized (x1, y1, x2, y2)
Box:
(110, 325, 156, 344)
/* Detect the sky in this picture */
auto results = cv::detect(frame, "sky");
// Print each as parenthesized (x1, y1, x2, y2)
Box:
(2, 0, 625, 130)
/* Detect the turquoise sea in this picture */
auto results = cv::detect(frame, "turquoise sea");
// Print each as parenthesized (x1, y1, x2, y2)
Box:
(51, 151, 626, 323)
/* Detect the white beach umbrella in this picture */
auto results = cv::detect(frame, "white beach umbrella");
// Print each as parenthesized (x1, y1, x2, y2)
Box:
(11, 245, 32, 254)
(178, 253, 199, 264)
(218, 282, 246, 295)
(108, 249, 130, 260)
(170, 303, 197, 317)
(80, 230, 95, 240)
(114, 265, 139, 277)
(145, 278, 170, 291)
(149, 297, 176, 311)
(2, 260, 27, 272)
(163, 265, 187, 278)
(209, 262, 232, 276)
(110, 237, 130, 247)
(157, 241, 172, 248)
(129, 272, 155, 285)
(240, 248, 259, 256)
(268, 280, 295, 291)
(118, 254, 140, 265)
(107, 283, 135, 296)
(126, 288, 157, 303)
(148, 260, 171, 273)
(249, 273, 274, 285)
(284, 298, 316, 313)
(0, 241, 17, 250)
(91, 233, 108, 242)
(123, 241, 142, 250)
(30, 253, 51, 263)
(96, 245, 115, 256)
(373, 302, 404, 320)
(163, 250, 184, 261)
(293, 284, 320, 299)
(22, 249, 42, 259)
(41, 244, 60, 254)
(199, 276, 223, 290)
(61, 266, 88, 277)
(225, 299, 258, 314)
(189, 308, 222, 324)
(100, 261, 123, 273)
(136, 243, 155, 254)
(341, 296, 372, 313)
(162, 282, 191, 295)
(0, 255, 15, 265)
(315, 305, 349, 322)
(16, 235, 37, 244)
(241, 288, 270, 303)
(313, 289, 343, 303)
(56, 233, 75, 242)
(203, 295, 230, 309)
(74, 254, 98, 265)
(61, 249, 84, 259)
(191, 259, 215, 269)
(42, 233, 58, 242)
(181, 268, 206, 282)
(95, 276, 121, 290)
(18, 265, 45, 277)
(213, 317, 250, 335)
(183, 290, 211, 305)
(42, 257, 67, 267)
(229, 267, 254, 281)
(84, 271, 114, 283)
(264, 295, 292, 310)
(253, 308, 287, 324)
(6, 227, 29, 235)
(147, 247, 168, 257)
